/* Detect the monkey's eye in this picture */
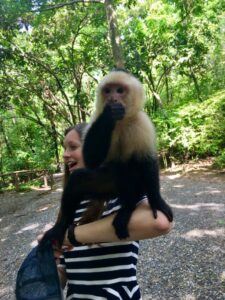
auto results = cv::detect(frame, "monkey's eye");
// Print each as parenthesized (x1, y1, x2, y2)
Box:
(103, 87, 111, 94)
(117, 87, 124, 94)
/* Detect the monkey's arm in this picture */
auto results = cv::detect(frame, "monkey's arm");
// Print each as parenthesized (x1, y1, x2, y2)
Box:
(83, 103, 125, 169)
(39, 164, 119, 249)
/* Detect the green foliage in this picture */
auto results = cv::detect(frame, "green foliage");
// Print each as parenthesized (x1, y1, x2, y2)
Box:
(0, 2, 111, 174)
(0, 115, 55, 172)
(153, 90, 225, 168)
(0, 177, 43, 192)
(16, 178, 43, 192)
(0, 0, 224, 178)
(118, 0, 224, 107)
(214, 150, 225, 169)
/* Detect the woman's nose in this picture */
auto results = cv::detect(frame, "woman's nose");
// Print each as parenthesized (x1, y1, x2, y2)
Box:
(63, 149, 70, 159)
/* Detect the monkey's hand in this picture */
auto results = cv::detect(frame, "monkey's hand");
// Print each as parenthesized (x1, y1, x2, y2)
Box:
(38, 222, 67, 251)
(104, 103, 125, 122)
(151, 197, 173, 223)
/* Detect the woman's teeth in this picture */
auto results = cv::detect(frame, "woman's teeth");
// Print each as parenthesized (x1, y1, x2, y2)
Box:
(68, 162, 77, 168)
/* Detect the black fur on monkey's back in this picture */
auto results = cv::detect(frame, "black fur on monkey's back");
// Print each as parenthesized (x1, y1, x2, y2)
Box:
(39, 69, 173, 249)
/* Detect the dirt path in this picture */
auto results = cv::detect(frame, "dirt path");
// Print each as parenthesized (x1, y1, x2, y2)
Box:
(0, 167, 225, 299)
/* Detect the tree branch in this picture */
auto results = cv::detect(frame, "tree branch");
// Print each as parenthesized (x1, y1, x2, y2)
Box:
(33, 0, 103, 12)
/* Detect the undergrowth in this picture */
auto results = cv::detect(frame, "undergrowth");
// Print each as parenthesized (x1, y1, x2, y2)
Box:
(153, 90, 225, 168)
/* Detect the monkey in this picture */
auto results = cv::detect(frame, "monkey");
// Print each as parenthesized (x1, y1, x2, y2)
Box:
(40, 69, 173, 248)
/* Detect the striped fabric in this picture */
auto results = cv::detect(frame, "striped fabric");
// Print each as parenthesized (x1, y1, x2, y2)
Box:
(60, 198, 142, 299)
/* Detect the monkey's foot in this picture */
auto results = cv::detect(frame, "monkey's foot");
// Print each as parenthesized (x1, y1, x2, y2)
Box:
(112, 209, 133, 239)
(152, 198, 173, 222)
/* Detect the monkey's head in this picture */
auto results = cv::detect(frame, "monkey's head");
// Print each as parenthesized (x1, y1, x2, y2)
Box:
(96, 70, 145, 118)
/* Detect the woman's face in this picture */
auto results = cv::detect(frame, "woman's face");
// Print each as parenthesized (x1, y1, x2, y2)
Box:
(63, 129, 85, 173)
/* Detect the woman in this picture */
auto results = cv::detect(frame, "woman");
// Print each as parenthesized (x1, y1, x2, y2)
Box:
(53, 124, 172, 299)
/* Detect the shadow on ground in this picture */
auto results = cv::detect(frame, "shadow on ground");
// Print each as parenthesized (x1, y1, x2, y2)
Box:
(0, 168, 225, 299)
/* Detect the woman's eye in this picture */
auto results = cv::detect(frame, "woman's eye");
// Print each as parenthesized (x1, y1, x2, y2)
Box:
(71, 145, 79, 150)
(66, 144, 79, 151)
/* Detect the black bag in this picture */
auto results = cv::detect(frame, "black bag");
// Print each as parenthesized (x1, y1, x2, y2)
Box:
(16, 241, 63, 300)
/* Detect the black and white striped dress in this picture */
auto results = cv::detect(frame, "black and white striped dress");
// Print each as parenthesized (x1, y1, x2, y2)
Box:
(60, 198, 142, 299)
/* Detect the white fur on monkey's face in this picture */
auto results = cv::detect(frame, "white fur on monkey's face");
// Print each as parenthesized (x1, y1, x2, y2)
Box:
(96, 71, 145, 118)
(101, 82, 129, 106)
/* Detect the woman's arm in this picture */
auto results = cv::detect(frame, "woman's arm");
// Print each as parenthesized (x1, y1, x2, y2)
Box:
(64, 199, 173, 246)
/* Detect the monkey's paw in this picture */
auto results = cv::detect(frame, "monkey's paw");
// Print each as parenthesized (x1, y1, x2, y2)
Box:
(112, 209, 133, 239)
(151, 198, 173, 223)
(104, 103, 125, 122)
(39, 224, 66, 251)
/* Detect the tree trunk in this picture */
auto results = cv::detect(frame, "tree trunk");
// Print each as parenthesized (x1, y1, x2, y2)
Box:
(189, 66, 202, 101)
(51, 121, 61, 172)
(0, 121, 13, 157)
(43, 103, 61, 172)
(104, 0, 125, 68)
(164, 66, 170, 104)
(152, 91, 164, 111)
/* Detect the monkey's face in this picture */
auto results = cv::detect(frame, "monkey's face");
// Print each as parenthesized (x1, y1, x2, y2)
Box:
(95, 71, 145, 118)
(101, 82, 128, 107)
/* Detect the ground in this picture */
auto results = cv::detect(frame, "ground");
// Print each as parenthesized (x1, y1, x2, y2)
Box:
(0, 162, 225, 300)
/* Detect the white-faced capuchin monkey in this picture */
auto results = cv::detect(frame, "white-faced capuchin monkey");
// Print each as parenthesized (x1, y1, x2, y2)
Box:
(40, 69, 173, 249)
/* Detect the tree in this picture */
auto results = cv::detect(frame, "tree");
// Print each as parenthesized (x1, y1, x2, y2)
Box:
(0, 2, 110, 171)
(104, 0, 125, 67)
(0, 0, 224, 173)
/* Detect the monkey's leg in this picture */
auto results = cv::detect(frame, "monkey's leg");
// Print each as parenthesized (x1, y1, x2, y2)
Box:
(112, 166, 142, 239)
(39, 166, 117, 249)
(112, 208, 134, 239)
(141, 157, 173, 222)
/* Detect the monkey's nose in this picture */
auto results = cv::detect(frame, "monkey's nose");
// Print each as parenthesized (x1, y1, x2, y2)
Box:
(109, 98, 118, 103)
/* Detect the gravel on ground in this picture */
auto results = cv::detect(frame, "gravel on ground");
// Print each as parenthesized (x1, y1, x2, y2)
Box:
(0, 164, 225, 300)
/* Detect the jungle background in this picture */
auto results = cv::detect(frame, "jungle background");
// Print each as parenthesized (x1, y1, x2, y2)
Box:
(0, 0, 225, 191)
